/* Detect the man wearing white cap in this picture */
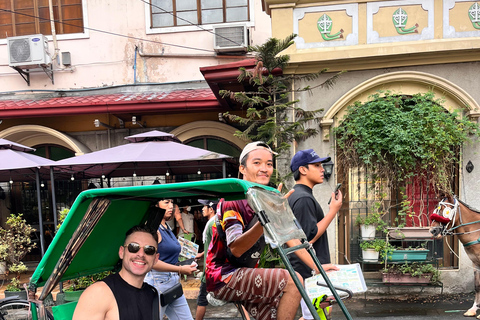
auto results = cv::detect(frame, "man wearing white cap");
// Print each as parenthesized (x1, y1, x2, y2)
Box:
(205, 142, 324, 320)
(288, 149, 343, 320)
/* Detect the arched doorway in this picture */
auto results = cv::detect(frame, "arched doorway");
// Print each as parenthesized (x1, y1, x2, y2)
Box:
(324, 71, 480, 268)
(0, 125, 88, 260)
(171, 121, 245, 180)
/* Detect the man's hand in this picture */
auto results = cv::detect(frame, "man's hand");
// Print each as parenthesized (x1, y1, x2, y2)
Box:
(277, 182, 295, 199)
(329, 190, 343, 213)
(321, 263, 340, 272)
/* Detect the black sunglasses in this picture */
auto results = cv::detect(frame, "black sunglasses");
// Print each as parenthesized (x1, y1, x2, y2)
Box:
(124, 242, 157, 256)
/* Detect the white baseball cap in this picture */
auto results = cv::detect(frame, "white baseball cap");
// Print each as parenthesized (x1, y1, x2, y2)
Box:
(239, 141, 278, 164)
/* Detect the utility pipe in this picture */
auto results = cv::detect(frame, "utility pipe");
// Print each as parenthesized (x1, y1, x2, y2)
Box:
(48, 0, 59, 61)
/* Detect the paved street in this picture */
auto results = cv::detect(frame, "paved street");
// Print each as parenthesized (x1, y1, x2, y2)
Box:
(185, 293, 476, 320)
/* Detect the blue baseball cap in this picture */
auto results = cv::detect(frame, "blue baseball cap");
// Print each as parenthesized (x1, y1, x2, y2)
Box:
(290, 149, 331, 172)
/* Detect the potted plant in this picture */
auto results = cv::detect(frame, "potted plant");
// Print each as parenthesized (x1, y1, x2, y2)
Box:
(359, 239, 389, 262)
(386, 244, 430, 262)
(381, 262, 440, 284)
(355, 210, 388, 239)
(62, 271, 112, 302)
(0, 213, 36, 299)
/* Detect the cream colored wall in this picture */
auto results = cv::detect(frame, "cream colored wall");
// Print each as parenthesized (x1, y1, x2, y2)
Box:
(0, 0, 271, 91)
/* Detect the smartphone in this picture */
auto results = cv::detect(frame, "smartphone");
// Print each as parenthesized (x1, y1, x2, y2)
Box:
(328, 183, 342, 205)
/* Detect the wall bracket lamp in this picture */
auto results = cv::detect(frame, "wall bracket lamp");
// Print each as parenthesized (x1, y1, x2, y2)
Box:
(323, 160, 334, 181)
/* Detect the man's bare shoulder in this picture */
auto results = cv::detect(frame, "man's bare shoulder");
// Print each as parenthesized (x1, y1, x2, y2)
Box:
(73, 281, 118, 320)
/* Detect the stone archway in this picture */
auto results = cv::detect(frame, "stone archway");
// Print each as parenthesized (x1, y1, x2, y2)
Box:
(170, 121, 246, 149)
(320, 71, 480, 141)
(0, 125, 90, 155)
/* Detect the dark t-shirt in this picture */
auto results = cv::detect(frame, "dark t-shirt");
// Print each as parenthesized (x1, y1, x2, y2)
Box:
(288, 184, 330, 278)
(102, 273, 158, 320)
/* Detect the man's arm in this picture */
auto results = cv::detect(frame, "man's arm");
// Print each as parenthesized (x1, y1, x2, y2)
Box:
(174, 206, 187, 234)
(73, 281, 117, 320)
(228, 221, 264, 257)
(309, 191, 343, 244)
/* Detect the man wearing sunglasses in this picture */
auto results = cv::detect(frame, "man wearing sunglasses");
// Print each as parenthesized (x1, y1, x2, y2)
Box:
(73, 225, 160, 320)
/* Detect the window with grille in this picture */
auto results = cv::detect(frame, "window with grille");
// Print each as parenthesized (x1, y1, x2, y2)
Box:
(150, 0, 249, 28)
(0, 0, 84, 39)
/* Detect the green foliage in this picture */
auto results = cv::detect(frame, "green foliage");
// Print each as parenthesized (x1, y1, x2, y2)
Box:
(355, 212, 387, 232)
(258, 245, 285, 269)
(382, 262, 440, 283)
(334, 91, 479, 192)
(9, 262, 28, 274)
(64, 271, 112, 292)
(220, 34, 343, 183)
(56, 208, 70, 230)
(0, 244, 8, 261)
(0, 214, 36, 267)
(359, 239, 387, 252)
(6, 277, 22, 292)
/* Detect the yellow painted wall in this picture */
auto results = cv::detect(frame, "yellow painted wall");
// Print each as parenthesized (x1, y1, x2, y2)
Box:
(450, 1, 478, 32)
(299, 10, 352, 43)
(373, 5, 427, 38)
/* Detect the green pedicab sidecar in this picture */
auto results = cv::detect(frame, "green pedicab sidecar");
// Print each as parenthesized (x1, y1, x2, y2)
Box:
(29, 178, 275, 320)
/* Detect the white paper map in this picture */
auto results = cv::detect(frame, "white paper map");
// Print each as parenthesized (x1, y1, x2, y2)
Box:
(304, 263, 367, 299)
(178, 237, 199, 259)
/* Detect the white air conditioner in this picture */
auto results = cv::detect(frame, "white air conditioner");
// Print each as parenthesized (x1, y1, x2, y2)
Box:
(213, 25, 248, 53)
(7, 34, 51, 68)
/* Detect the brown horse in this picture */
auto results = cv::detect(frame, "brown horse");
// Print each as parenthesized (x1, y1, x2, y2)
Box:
(430, 194, 480, 318)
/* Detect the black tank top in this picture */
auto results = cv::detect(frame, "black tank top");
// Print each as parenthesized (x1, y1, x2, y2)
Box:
(103, 273, 158, 320)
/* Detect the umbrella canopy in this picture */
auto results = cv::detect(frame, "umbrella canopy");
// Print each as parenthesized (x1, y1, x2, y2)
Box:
(53, 130, 233, 178)
(0, 139, 55, 181)
(30, 178, 276, 300)
(0, 138, 57, 256)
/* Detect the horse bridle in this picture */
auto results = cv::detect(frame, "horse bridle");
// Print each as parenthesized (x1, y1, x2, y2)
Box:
(431, 196, 480, 246)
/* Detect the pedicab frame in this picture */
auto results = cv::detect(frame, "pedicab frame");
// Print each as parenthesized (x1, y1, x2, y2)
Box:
(28, 178, 352, 320)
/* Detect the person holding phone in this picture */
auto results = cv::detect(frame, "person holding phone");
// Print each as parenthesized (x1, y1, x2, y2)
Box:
(288, 149, 343, 320)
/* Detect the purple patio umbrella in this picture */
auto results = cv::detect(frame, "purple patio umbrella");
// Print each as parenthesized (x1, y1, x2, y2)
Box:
(0, 138, 57, 255)
(53, 130, 233, 179)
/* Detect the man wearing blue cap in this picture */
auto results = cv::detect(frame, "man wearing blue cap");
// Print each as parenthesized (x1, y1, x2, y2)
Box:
(288, 149, 343, 320)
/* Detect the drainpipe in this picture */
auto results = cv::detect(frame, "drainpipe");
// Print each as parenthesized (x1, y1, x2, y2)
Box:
(48, 0, 59, 61)
(134, 46, 138, 84)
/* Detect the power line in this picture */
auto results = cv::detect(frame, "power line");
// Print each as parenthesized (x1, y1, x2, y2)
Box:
(0, 8, 216, 53)
(139, 0, 242, 47)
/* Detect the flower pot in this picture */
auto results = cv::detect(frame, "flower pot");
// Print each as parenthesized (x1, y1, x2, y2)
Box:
(362, 249, 379, 262)
(4, 290, 27, 300)
(388, 227, 432, 239)
(360, 225, 376, 239)
(382, 272, 432, 284)
(387, 249, 429, 262)
(64, 289, 85, 302)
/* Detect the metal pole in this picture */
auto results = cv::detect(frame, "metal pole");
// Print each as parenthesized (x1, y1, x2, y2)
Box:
(50, 167, 58, 230)
(35, 169, 45, 256)
(222, 159, 226, 178)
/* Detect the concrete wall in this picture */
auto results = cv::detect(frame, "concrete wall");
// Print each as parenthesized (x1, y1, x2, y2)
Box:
(0, 0, 271, 91)
(291, 62, 480, 293)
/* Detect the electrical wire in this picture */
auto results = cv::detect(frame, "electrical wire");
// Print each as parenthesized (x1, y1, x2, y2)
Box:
(139, 0, 243, 47)
(0, 8, 216, 53)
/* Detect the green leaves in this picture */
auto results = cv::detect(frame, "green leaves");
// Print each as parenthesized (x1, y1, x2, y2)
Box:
(334, 91, 479, 191)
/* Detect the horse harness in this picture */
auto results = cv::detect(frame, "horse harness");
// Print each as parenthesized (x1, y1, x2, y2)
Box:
(431, 196, 480, 247)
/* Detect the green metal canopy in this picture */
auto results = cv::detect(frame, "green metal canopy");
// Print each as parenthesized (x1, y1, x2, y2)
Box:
(30, 178, 276, 299)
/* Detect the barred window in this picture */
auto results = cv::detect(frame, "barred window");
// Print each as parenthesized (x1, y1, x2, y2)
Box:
(150, 0, 249, 28)
(0, 0, 84, 39)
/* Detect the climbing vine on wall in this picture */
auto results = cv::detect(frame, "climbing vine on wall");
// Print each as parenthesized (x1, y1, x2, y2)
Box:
(334, 91, 479, 193)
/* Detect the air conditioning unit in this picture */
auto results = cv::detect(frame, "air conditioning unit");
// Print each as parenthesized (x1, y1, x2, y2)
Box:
(213, 25, 248, 53)
(7, 34, 51, 68)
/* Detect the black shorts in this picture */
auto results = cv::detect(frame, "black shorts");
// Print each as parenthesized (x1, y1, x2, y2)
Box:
(197, 281, 208, 307)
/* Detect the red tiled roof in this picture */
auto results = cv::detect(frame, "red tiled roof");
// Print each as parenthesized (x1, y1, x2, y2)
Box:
(0, 88, 222, 119)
